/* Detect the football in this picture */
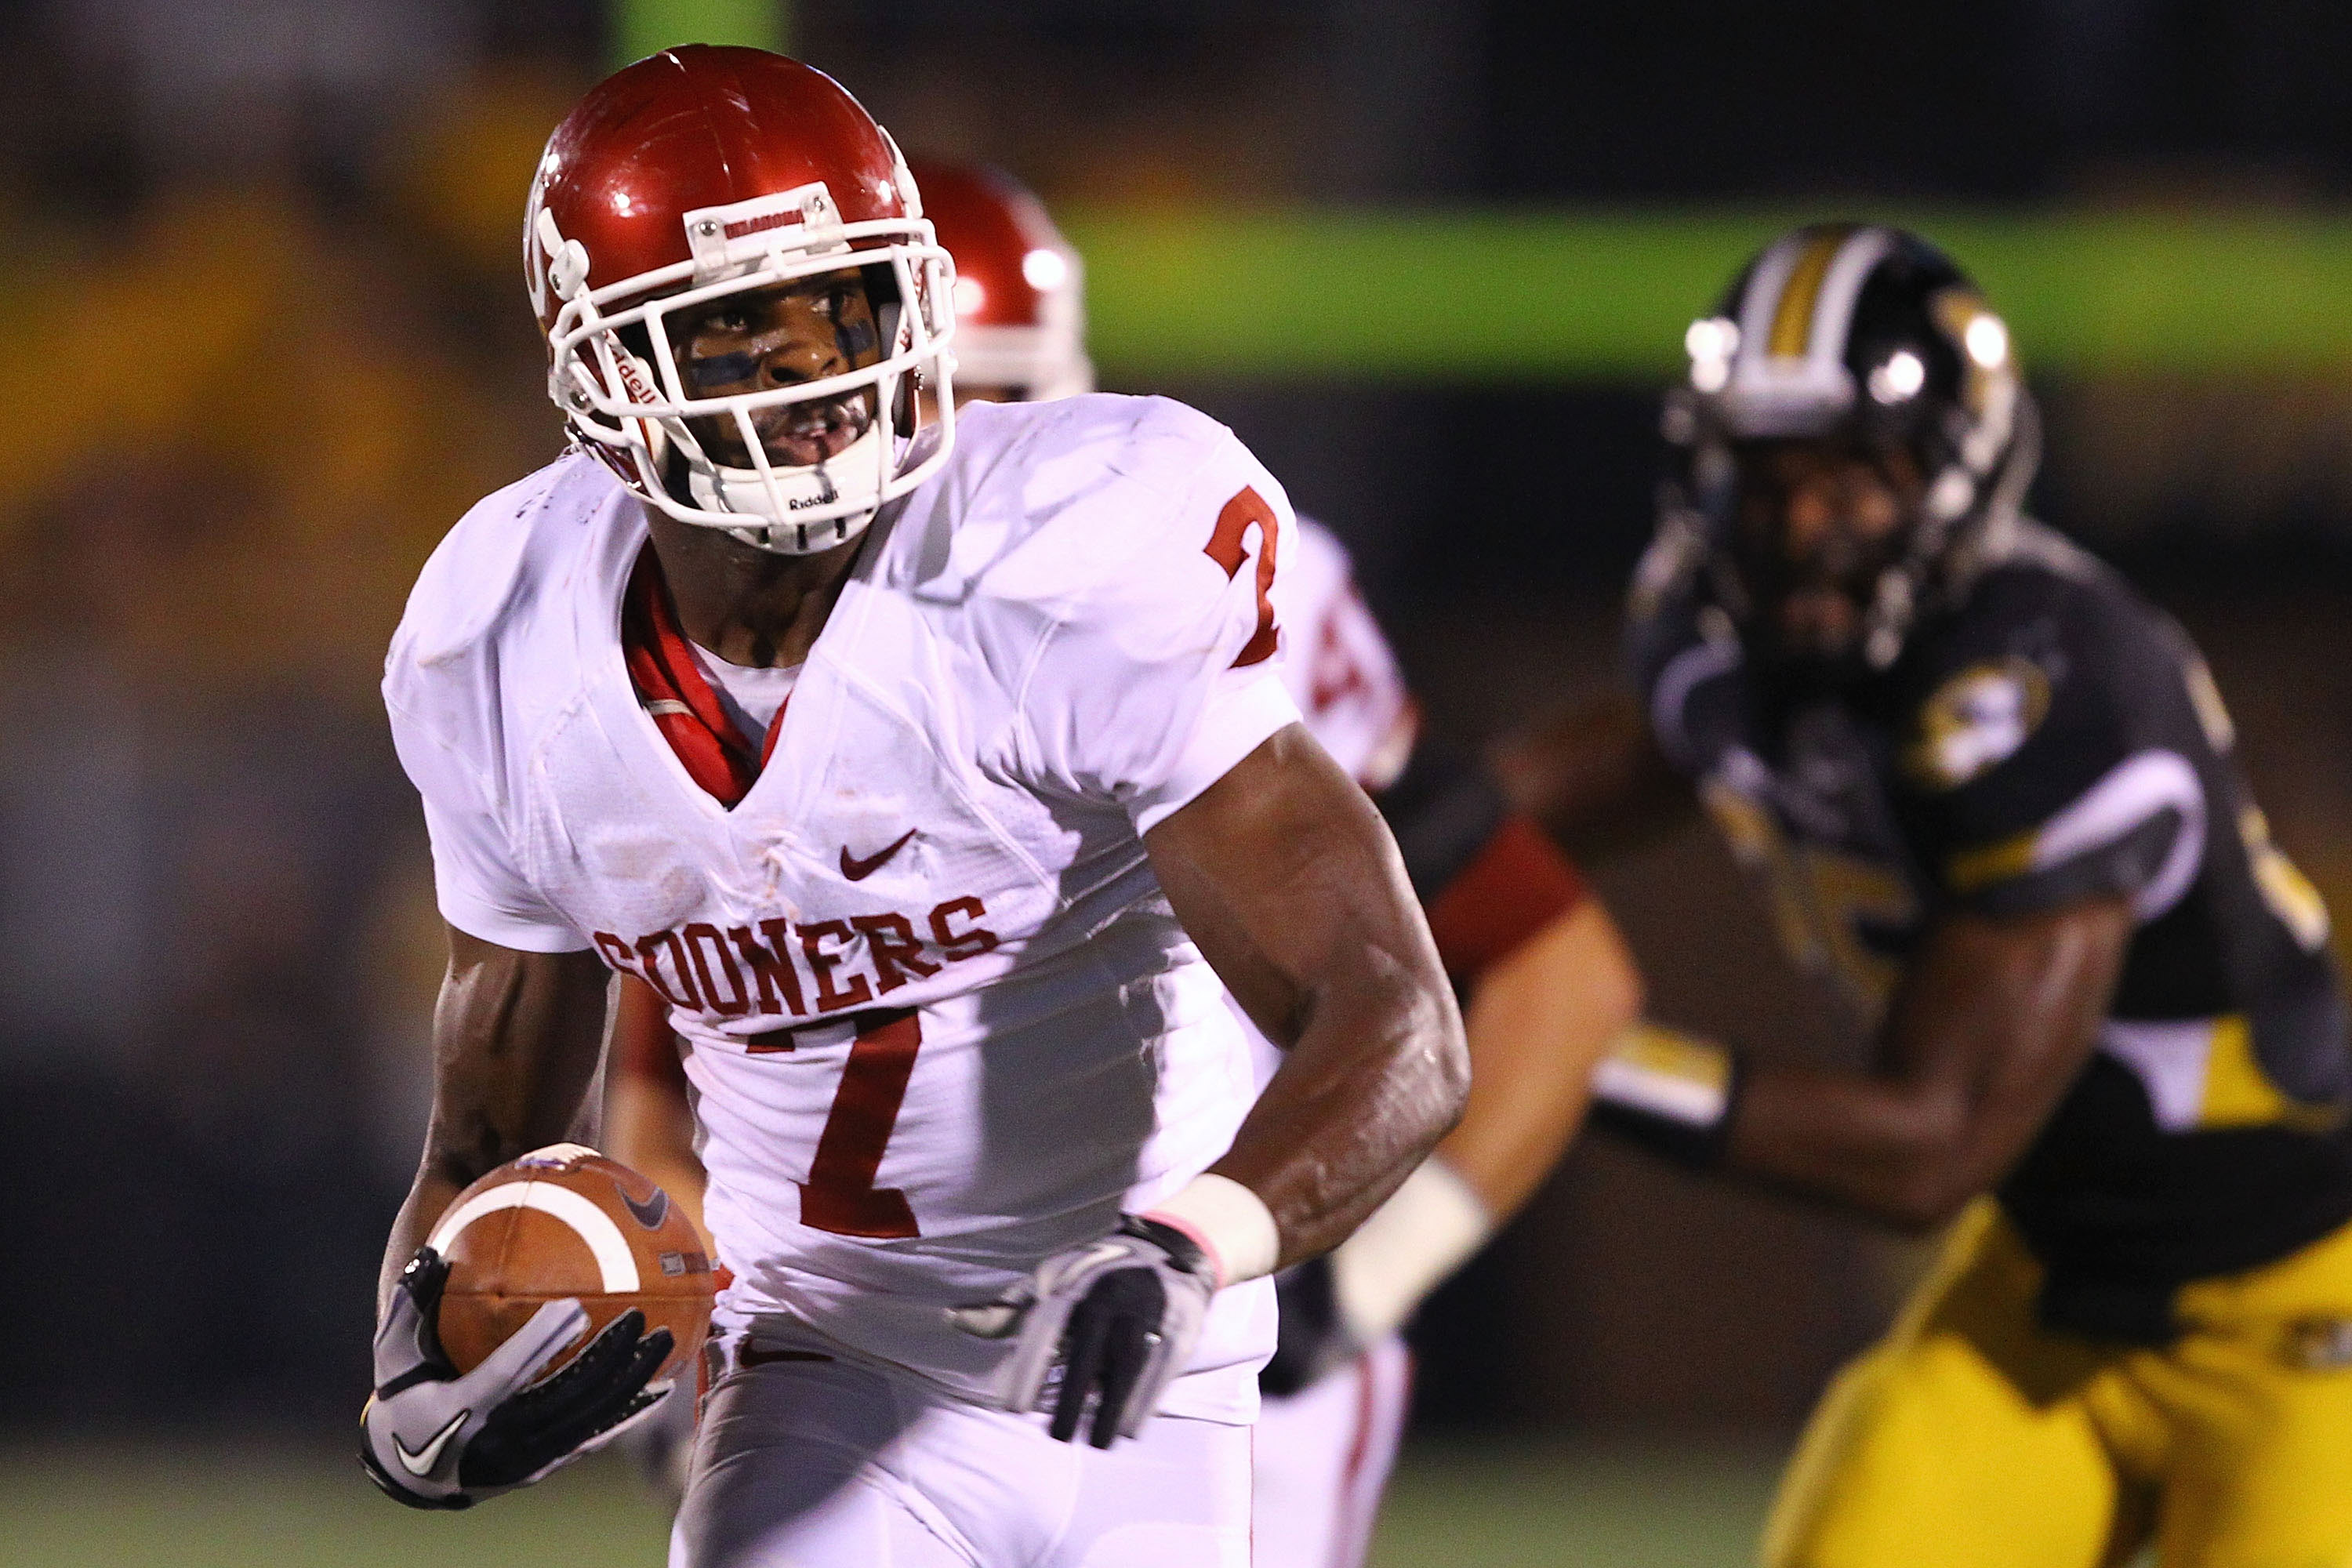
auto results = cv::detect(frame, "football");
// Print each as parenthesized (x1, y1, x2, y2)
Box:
(426, 1143, 714, 1385)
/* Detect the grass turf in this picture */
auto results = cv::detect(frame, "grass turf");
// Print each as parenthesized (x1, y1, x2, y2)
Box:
(0, 1437, 1780, 1566)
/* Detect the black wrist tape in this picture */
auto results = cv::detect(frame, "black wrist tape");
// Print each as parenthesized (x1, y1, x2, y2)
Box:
(1588, 1023, 1744, 1169)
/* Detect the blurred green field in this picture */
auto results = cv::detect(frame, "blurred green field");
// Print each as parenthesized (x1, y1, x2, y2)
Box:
(0, 1438, 1780, 1567)
(1371, 1444, 1780, 1568)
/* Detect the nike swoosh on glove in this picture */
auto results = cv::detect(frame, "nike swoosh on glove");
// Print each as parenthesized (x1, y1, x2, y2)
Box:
(361, 1247, 676, 1509)
(948, 1216, 1216, 1448)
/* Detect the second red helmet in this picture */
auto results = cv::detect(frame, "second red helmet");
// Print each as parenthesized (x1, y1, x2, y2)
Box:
(908, 160, 1091, 402)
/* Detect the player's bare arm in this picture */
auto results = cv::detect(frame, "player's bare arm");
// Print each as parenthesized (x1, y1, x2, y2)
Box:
(1725, 897, 2132, 1230)
(1494, 700, 2134, 1229)
(1264, 887, 1644, 1394)
(1145, 722, 1471, 1267)
(377, 931, 612, 1308)
(1232, 533, 1647, 1435)
(1441, 896, 1642, 1218)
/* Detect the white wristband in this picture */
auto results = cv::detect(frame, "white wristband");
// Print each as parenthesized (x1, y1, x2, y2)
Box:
(1142, 1173, 1280, 1290)
(1330, 1157, 1493, 1344)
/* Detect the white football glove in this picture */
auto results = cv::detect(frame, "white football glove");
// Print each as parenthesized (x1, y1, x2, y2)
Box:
(949, 1216, 1215, 1447)
(361, 1247, 676, 1509)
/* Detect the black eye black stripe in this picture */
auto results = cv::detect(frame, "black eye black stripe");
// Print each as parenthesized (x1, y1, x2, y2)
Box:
(686, 350, 760, 390)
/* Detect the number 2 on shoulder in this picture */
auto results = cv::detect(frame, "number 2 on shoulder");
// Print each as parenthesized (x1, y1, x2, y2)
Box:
(1204, 486, 1280, 668)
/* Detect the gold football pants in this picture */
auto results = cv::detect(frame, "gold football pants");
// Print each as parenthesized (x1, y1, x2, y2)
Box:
(1764, 1200, 2352, 1568)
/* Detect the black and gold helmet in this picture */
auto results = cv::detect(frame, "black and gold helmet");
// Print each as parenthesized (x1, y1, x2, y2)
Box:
(1656, 223, 2038, 673)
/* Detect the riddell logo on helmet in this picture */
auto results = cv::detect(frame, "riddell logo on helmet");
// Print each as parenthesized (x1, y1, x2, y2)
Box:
(615, 355, 659, 405)
(787, 468, 841, 509)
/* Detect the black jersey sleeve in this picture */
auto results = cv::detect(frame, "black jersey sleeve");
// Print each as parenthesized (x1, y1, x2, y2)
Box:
(1897, 565, 2208, 920)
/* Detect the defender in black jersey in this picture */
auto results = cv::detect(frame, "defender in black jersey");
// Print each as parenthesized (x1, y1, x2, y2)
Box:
(1504, 224, 2352, 1568)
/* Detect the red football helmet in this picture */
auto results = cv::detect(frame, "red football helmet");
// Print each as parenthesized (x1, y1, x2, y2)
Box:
(907, 160, 1091, 401)
(525, 47, 956, 554)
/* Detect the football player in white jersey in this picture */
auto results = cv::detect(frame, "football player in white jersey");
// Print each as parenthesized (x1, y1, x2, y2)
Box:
(359, 49, 1474, 1568)
(604, 158, 1645, 1567)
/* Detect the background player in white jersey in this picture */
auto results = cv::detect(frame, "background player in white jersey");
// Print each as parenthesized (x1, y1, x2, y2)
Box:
(359, 49, 1473, 1568)
(604, 157, 1645, 1568)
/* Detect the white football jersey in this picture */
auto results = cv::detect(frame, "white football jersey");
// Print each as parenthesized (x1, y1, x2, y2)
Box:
(384, 395, 1303, 1423)
(1274, 519, 1414, 793)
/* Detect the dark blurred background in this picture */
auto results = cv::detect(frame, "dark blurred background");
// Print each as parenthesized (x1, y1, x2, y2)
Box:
(6, 0, 2352, 1486)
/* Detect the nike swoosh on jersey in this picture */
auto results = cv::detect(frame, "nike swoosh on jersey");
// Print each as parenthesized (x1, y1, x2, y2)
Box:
(619, 1185, 670, 1230)
(840, 829, 917, 881)
(394, 1408, 470, 1476)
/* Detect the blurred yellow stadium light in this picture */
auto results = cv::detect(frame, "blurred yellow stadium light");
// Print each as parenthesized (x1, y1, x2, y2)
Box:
(1062, 207, 2352, 382)
(612, 0, 787, 67)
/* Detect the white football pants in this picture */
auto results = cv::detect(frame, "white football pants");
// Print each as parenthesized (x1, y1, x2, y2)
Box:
(1249, 1334, 1413, 1568)
(670, 1335, 1251, 1568)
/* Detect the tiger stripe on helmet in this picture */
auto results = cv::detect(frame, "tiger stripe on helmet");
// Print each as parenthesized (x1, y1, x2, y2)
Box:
(1766, 226, 1850, 358)
(1813, 228, 1900, 357)
(1718, 223, 1897, 437)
